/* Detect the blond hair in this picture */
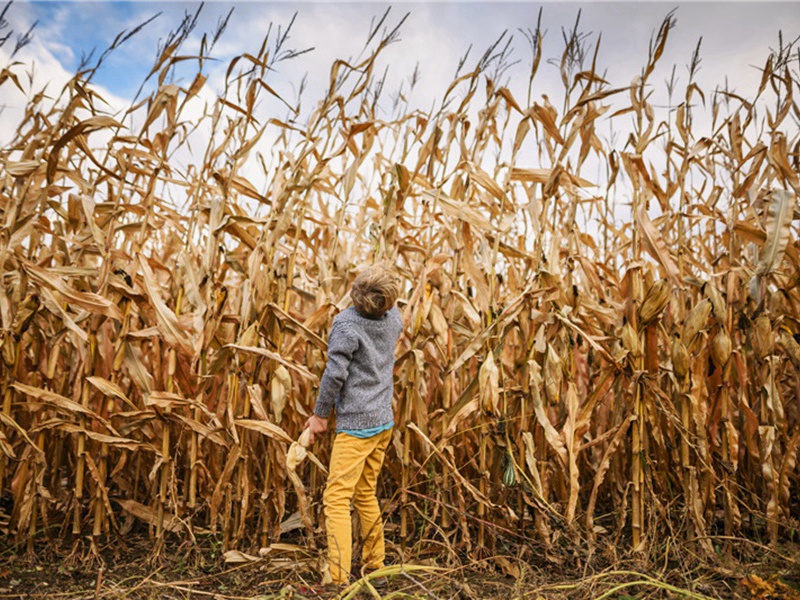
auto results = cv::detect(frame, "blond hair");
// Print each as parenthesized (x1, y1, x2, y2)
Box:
(351, 265, 400, 318)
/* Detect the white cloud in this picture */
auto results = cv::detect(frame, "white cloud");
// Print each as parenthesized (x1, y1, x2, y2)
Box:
(3, 0, 798, 228)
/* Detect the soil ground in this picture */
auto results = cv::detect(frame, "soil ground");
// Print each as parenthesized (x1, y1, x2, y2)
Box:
(1, 533, 800, 599)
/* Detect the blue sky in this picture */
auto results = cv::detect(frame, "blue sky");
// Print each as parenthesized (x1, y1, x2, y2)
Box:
(1, 1, 797, 242)
(2, 1, 799, 186)
(7, 2, 800, 107)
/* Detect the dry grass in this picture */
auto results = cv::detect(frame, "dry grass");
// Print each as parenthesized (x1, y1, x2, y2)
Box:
(1, 5, 800, 591)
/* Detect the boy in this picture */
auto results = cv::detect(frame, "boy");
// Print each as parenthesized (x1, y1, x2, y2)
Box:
(305, 265, 403, 585)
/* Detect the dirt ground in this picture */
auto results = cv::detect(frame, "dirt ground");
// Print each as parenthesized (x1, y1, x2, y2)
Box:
(1, 532, 800, 600)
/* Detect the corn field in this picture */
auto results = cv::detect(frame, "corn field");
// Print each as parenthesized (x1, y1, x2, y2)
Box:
(1, 7, 800, 570)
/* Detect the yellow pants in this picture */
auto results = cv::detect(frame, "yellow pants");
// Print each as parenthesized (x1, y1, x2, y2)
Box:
(323, 428, 392, 584)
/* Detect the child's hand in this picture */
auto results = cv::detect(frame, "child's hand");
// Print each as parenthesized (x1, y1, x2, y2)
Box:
(305, 414, 328, 444)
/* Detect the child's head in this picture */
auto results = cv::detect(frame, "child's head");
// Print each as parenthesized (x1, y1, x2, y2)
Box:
(351, 265, 400, 318)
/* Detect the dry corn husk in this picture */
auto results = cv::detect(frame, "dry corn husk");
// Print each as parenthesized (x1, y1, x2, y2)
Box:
(703, 282, 727, 327)
(712, 331, 732, 368)
(672, 336, 690, 380)
(286, 427, 311, 471)
(285, 427, 314, 536)
(11, 294, 39, 338)
(752, 314, 773, 359)
(621, 321, 641, 358)
(639, 279, 671, 326)
(683, 299, 712, 345)
(479, 351, 500, 414)
(778, 331, 800, 369)
(544, 344, 563, 403)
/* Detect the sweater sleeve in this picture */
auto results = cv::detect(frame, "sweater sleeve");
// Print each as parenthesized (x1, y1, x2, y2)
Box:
(314, 321, 359, 418)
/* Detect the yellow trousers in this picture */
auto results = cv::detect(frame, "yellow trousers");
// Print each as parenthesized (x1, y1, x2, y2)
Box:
(323, 428, 392, 584)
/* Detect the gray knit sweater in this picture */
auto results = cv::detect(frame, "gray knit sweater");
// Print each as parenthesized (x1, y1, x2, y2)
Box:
(313, 306, 402, 430)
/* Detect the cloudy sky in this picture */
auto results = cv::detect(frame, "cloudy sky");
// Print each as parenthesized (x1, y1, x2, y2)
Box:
(1, 1, 797, 220)
(3, 1, 798, 118)
(0, 1, 797, 248)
